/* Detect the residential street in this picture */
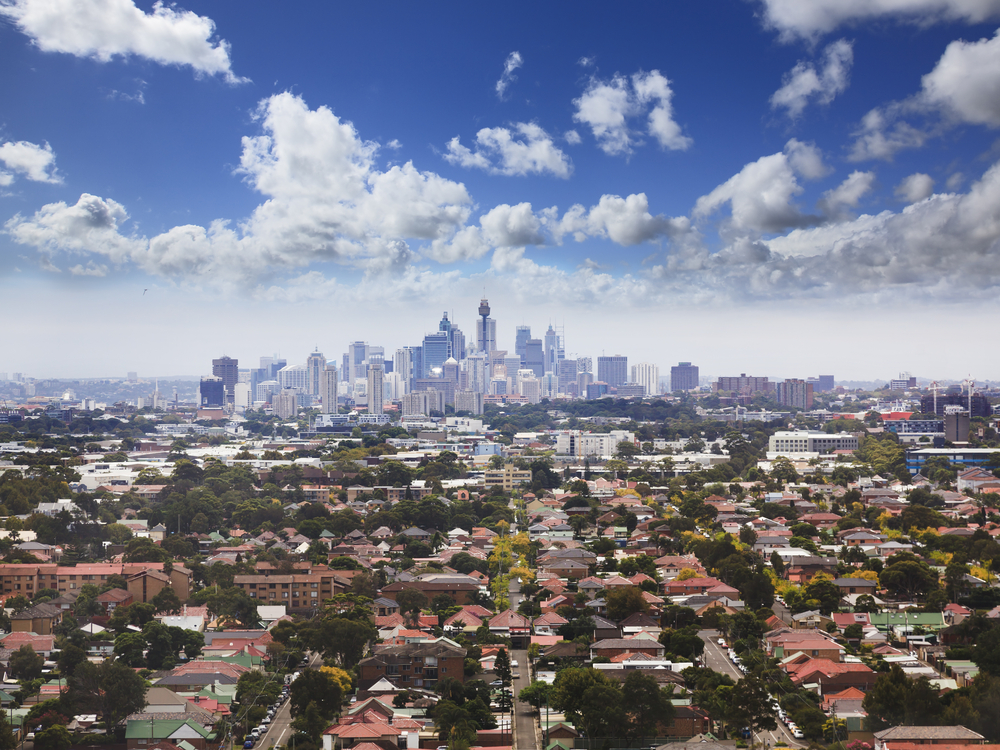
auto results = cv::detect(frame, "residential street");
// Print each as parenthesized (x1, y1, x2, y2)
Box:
(508, 578, 533, 750)
(698, 629, 802, 748)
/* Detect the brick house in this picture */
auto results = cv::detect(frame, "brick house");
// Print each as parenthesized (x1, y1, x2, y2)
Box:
(358, 640, 465, 690)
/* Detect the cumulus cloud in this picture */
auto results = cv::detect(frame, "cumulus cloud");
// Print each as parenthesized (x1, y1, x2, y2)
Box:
(480, 203, 545, 247)
(896, 172, 935, 202)
(0, 0, 246, 83)
(757, 0, 1000, 40)
(0, 140, 61, 185)
(564, 130, 582, 145)
(771, 39, 853, 119)
(693, 139, 827, 233)
(444, 123, 572, 177)
(6, 93, 477, 282)
(546, 193, 690, 246)
(572, 70, 691, 156)
(819, 170, 876, 215)
(495, 51, 522, 99)
(849, 30, 1000, 161)
(921, 29, 1000, 126)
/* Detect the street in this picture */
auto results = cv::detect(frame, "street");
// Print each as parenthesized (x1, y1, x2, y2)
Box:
(508, 578, 533, 750)
(260, 650, 323, 750)
(698, 629, 802, 748)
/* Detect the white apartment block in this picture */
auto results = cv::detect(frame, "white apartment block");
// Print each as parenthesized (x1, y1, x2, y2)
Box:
(555, 429, 636, 457)
(768, 430, 859, 454)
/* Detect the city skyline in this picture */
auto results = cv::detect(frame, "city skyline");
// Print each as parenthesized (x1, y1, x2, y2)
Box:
(4, 1, 1000, 378)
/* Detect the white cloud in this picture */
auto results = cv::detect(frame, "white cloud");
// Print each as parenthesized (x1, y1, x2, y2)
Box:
(578, 56, 595, 68)
(7, 93, 477, 283)
(564, 130, 582, 145)
(693, 140, 826, 233)
(771, 39, 853, 119)
(5, 192, 143, 263)
(548, 193, 690, 246)
(480, 203, 545, 247)
(920, 29, 1000, 126)
(0, 140, 62, 184)
(444, 123, 572, 178)
(819, 170, 876, 215)
(0, 0, 246, 83)
(495, 51, 522, 99)
(895, 172, 935, 202)
(758, 0, 1000, 40)
(69, 261, 108, 276)
(848, 107, 929, 161)
(572, 70, 690, 156)
(849, 29, 1000, 161)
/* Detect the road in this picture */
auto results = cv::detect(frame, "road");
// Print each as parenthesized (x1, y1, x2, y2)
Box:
(698, 629, 802, 749)
(261, 650, 323, 750)
(508, 578, 534, 750)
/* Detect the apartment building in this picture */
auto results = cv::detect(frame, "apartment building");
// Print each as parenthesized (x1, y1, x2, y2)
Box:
(0, 563, 192, 603)
(233, 570, 351, 610)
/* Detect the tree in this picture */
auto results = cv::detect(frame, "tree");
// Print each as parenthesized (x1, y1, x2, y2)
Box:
(606, 586, 649, 622)
(880, 559, 940, 601)
(151, 585, 182, 615)
(728, 674, 777, 742)
(621, 671, 675, 744)
(802, 575, 842, 615)
(9, 644, 43, 680)
(0, 715, 16, 750)
(495, 648, 512, 687)
(395, 588, 428, 614)
(518, 680, 552, 711)
(33, 725, 71, 750)
(70, 660, 147, 729)
(290, 669, 343, 720)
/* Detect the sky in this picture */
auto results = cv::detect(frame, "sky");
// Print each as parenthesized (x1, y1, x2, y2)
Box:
(4, 0, 1000, 382)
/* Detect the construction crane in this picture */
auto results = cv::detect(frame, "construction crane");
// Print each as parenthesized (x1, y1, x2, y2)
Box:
(928, 380, 943, 415)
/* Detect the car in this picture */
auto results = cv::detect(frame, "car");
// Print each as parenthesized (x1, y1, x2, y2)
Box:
(510, 660, 518, 667)
(717, 638, 726, 646)
(792, 729, 804, 739)
(26, 734, 35, 742)
(244, 741, 255, 749)
(511, 672, 521, 679)
(489, 679, 504, 687)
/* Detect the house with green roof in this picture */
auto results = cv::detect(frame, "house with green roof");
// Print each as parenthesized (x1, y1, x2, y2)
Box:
(868, 611, 946, 637)
(125, 717, 216, 750)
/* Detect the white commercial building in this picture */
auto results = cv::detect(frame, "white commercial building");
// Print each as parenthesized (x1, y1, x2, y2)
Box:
(768, 430, 859, 454)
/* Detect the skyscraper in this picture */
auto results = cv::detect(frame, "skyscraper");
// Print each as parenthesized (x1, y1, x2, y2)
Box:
(438, 312, 454, 357)
(631, 363, 660, 396)
(306, 350, 326, 396)
(577, 356, 592, 375)
(776, 379, 814, 410)
(422, 332, 450, 378)
(670, 362, 699, 392)
(321, 364, 338, 414)
(346, 341, 369, 384)
(597, 355, 628, 388)
(212, 355, 239, 404)
(515, 325, 531, 363)
(544, 326, 559, 374)
(367, 363, 384, 415)
(524, 339, 544, 376)
(199, 376, 225, 408)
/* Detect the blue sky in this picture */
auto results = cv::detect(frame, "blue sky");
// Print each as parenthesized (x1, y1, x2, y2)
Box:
(4, 0, 1000, 381)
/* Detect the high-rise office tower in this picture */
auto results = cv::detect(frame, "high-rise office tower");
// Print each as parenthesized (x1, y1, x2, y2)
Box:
(306, 350, 326, 396)
(597, 355, 628, 388)
(776, 379, 814, 410)
(631, 363, 660, 396)
(346, 341, 369, 384)
(515, 325, 531, 363)
(544, 325, 559, 374)
(422, 332, 450, 378)
(476, 298, 496, 353)
(524, 339, 544, 376)
(438, 311, 453, 356)
(559, 359, 578, 393)
(670, 362, 699, 392)
(394, 348, 414, 394)
(278, 364, 308, 391)
(367, 364, 384, 415)
(199, 376, 225, 408)
(465, 352, 489, 394)
(577, 356, 592, 375)
(212, 355, 239, 404)
(451, 327, 466, 361)
(321, 364, 338, 413)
